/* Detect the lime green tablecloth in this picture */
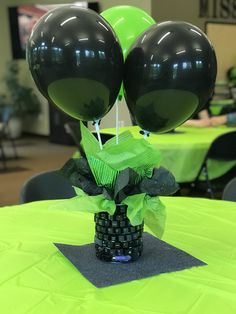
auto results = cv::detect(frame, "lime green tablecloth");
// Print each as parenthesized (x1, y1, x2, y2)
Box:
(101, 126, 236, 183)
(210, 99, 235, 116)
(1, 198, 236, 314)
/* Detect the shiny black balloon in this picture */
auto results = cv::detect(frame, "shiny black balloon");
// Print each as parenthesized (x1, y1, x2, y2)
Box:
(26, 6, 123, 121)
(124, 21, 217, 133)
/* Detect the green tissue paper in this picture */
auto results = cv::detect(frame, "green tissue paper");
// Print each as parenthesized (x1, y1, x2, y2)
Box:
(80, 121, 161, 188)
(56, 122, 179, 239)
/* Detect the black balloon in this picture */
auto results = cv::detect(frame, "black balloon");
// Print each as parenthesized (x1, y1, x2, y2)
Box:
(124, 21, 217, 133)
(27, 6, 123, 121)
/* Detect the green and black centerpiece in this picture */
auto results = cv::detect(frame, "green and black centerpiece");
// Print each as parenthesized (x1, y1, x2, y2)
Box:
(60, 123, 179, 263)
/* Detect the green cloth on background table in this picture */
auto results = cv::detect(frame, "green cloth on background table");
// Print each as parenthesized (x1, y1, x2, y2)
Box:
(210, 98, 235, 116)
(100, 126, 236, 182)
(0, 198, 236, 313)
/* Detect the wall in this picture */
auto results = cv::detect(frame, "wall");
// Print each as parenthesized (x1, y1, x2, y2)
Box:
(152, 0, 236, 80)
(152, 0, 203, 28)
(0, 0, 51, 135)
(152, 0, 236, 30)
(207, 23, 236, 80)
(0, 0, 13, 90)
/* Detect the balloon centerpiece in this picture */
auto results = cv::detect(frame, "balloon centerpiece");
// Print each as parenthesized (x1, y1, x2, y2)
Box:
(27, 5, 216, 263)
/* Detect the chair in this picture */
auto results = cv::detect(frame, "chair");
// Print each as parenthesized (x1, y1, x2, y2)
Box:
(0, 106, 18, 169)
(193, 131, 236, 199)
(0, 129, 6, 169)
(64, 121, 115, 156)
(222, 177, 236, 202)
(64, 121, 85, 157)
(19, 170, 76, 203)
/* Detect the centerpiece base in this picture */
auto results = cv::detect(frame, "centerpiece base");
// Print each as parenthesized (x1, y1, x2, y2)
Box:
(94, 204, 144, 262)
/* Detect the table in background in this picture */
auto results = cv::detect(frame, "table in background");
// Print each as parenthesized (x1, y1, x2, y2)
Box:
(210, 98, 235, 116)
(101, 126, 236, 183)
(0, 198, 236, 314)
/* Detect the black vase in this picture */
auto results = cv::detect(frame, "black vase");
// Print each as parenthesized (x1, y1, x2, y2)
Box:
(94, 204, 144, 262)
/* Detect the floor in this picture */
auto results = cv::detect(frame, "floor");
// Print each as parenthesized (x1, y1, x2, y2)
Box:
(0, 135, 76, 206)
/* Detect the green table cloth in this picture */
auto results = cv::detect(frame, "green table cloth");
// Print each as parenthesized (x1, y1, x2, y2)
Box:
(101, 126, 236, 182)
(210, 99, 235, 116)
(1, 197, 236, 314)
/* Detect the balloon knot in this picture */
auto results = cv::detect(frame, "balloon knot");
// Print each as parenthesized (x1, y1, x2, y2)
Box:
(140, 130, 150, 137)
(92, 120, 101, 126)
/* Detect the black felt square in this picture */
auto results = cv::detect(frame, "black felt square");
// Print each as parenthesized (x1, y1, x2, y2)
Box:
(55, 232, 206, 288)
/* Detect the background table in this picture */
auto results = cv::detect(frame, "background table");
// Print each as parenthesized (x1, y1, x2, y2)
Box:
(1, 197, 236, 314)
(102, 126, 236, 182)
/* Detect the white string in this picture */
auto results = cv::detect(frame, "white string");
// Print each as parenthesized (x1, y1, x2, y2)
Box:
(115, 98, 119, 144)
(94, 120, 103, 150)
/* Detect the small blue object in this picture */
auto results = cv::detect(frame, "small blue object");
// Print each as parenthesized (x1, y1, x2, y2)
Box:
(112, 255, 131, 262)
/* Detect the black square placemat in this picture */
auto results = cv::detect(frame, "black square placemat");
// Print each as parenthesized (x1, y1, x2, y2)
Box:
(55, 232, 206, 288)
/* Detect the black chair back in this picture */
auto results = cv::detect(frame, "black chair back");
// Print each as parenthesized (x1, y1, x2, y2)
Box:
(96, 132, 115, 143)
(64, 122, 115, 156)
(193, 131, 236, 198)
(0, 106, 17, 169)
(207, 131, 236, 160)
(64, 121, 85, 156)
(222, 177, 236, 202)
(0, 106, 12, 124)
(19, 170, 76, 203)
